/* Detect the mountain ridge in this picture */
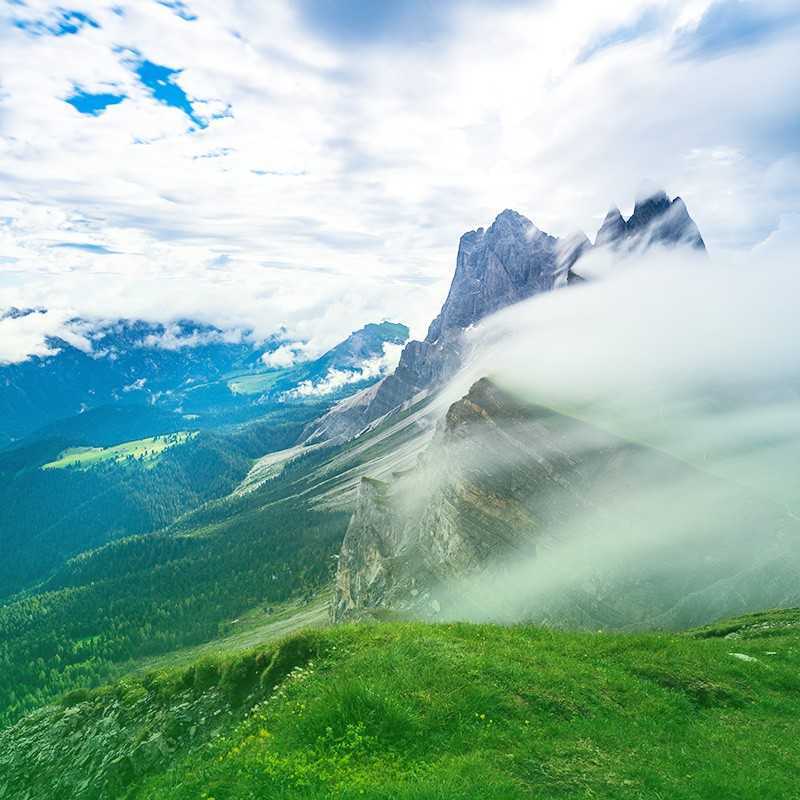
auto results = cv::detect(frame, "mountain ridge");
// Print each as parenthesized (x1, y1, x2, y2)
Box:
(304, 189, 705, 445)
(333, 377, 800, 626)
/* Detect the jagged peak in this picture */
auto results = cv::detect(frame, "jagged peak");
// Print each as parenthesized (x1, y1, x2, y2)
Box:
(488, 208, 540, 237)
(670, 196, 689, 214)
(495, 208, 530, 223)
(631, 190, 670, 220)
(634, 179, 669, 206)
(595, 206, 627, 247)
(601, 205, 624, 221)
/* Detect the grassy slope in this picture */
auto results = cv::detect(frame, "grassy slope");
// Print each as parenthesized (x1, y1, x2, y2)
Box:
(2, 609, 799, 800)
(41, 432, 197, 470)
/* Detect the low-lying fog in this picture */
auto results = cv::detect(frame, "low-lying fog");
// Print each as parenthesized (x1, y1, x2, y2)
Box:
(427, 245, 800, 626)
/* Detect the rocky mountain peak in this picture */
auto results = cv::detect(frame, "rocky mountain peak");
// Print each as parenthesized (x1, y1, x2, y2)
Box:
(425, 208, 558, 345)
(486, 208, 539, 239)
(304, 189, 707, 446)
(594, 190, 705, 252)
(628, 188, 672, 232)
(594, 207, 626, 247)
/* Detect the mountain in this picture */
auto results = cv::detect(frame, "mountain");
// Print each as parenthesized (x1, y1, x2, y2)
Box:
(304, 190, 703, 444)
(594, 189, 706, 252)
(0, 319, 256, 441)
(333, 378, 800, 627)
(0, 319, 408, 444)
(261, 321, 408, 400)
(0, 321, 407, 599)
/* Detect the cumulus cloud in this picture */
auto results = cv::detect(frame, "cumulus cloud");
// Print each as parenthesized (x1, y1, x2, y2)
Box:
(0, 0, 797, 363)
(261, 343, 305, 368)
(286, 341, 403, 398)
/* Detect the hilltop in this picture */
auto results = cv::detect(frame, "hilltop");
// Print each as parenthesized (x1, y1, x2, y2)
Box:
(1, 609, 798, 799)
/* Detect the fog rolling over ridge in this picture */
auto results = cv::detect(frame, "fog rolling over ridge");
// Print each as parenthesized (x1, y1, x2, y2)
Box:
(337, 245, 800, 628)
(464, 245, 800, 511)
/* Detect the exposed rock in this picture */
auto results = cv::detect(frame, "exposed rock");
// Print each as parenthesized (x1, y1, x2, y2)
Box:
(595, 207, 627, 248)
(593, 190, 705, 252)
(333, 377, 624, 623)
(729, 652, 758, 662)
(307, 210, 584, 443)
(307, 190, 705, 445)
(332, 477, 401, 620)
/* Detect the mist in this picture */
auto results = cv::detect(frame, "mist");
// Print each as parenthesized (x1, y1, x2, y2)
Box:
(406, 244, 800, 628)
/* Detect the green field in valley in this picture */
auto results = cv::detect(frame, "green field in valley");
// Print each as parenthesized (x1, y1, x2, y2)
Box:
(227, 370, 291, 396)
(41, 432, 197, 470)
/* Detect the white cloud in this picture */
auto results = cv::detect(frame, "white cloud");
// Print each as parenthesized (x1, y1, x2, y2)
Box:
(136, 324, 244, 350)
(0, 0, 797, 363)
(262, 343, 304, 368)
(0, 309, 92, 364)
(286, 341, 403, 398)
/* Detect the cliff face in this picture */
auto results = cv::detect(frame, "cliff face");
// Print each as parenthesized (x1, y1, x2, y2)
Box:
(332, 378, 630, 622)
(594, 190, 706, 252)
(305, 210, 582, 443)
(332, 379, 800, 628)
(333, 477, 402, 620)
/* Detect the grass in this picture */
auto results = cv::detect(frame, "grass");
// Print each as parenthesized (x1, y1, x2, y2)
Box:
(41, 432, 196, 470)
(131, 592, 332, 675)
(3, 612, 799, 799)
(228, 369, 291, 396)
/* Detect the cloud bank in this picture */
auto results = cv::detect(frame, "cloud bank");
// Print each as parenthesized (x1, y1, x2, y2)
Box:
(419, 242, 800, 625)
(0, 0, 798, 361)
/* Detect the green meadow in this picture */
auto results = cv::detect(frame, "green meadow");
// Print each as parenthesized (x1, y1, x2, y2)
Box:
(3, 609, 798, 799)
(41, 432, 197, 470)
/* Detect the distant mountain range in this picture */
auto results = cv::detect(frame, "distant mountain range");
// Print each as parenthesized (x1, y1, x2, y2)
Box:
(0, 318, 408, 445)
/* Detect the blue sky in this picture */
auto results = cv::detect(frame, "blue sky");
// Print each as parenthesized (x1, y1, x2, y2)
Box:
(0, 0, 798, 362)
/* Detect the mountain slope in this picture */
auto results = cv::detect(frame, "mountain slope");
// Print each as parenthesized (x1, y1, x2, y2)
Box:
(333, 378, 800, 627)
(2, 611, 799, 799)
(0, 388, 439, 725)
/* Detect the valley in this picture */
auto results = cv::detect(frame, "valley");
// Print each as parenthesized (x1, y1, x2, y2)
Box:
(1, 192, 798, 799)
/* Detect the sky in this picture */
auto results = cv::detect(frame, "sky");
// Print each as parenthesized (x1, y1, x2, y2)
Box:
(0, 0, 799, 361)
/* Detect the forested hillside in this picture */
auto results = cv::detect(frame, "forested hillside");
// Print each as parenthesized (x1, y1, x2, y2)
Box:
(0, 496, 347, 726)
(0, 396, 432, 727)
(0, 402, 327, 598)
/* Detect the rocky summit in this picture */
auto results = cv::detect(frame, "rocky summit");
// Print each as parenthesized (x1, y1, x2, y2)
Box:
(305, 190, 704, 444)
(595, 189, 706, 252)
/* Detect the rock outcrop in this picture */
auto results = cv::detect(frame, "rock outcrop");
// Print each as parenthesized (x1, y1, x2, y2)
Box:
(594, 189, 706, 252)
(333, 377, 649, 623)
(305, 209, 586, 443)
(332, 378, 799, 628)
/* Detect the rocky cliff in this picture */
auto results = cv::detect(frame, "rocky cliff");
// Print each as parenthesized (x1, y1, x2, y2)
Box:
(305, 190, 704, 444)
(594, 189, 706, 252)
(332, 378, 800, 628)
